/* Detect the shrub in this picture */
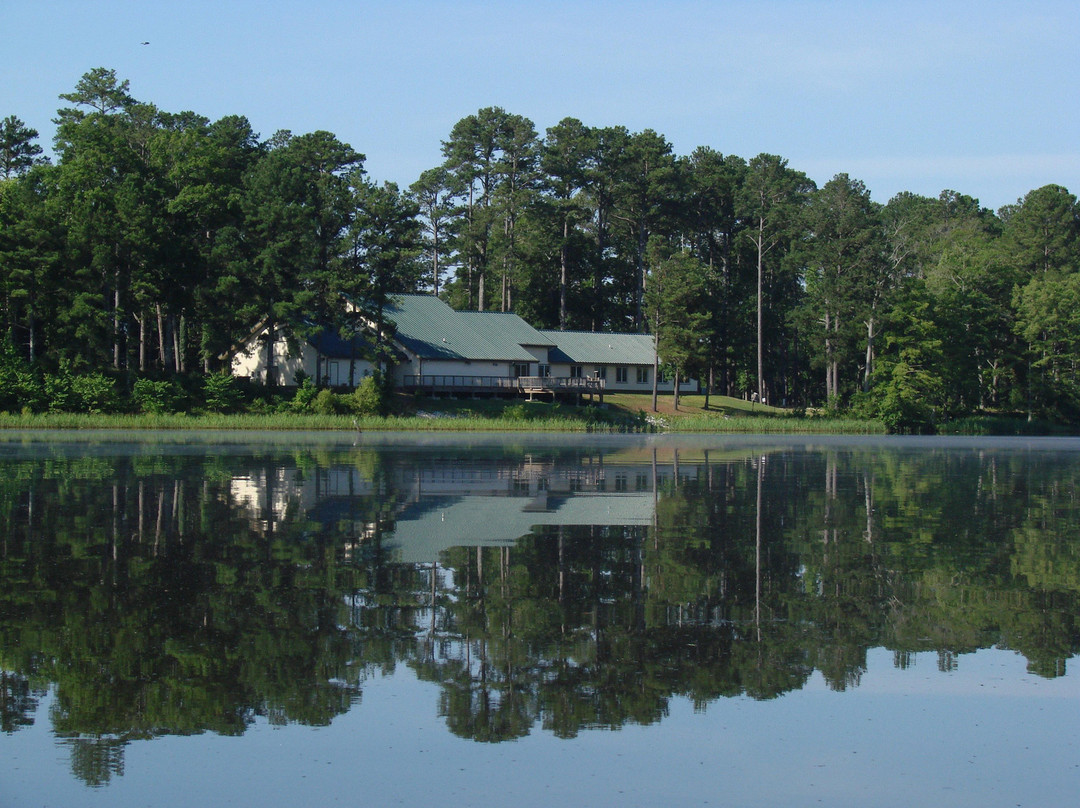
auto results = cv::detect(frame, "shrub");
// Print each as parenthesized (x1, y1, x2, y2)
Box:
(43, 361, 116, 413)
(132, 378, 185, 414)
(312, 388, 341, 415)
(350, 376, 384, 416)
(0, 340, 42, 411)
(290, 378, 319, 413)
(44, 371, 77, 412)
(70, 373, 117, 413)
(202, 372, 243, 413)
(504, 403, 527, 421)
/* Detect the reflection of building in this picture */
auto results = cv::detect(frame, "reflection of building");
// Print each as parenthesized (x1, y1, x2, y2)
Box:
(386, 492, 655, 564)
(228, 450, 709, 560)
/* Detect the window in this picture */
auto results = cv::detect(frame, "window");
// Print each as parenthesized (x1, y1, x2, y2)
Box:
(596, 366, 607, 380)
(513, 363, 530, 378)
(570, 365, 583, 378)
(616, 366, 628, 384)
(538, 364, 551, 378)
(636, 367, 649, 384)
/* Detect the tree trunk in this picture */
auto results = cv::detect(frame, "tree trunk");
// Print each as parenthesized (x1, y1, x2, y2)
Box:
(113, 268, 122, 370)
(651, 334, 659, 413)
(863, 313, 875, 393)
(138, 313, 146, 372)
(174, 314, 183, 374)
(756, 220, 765, 405)
(265, 320, 276, 388)
(559, 216, 568, 329)
(156, 304, 167, 370)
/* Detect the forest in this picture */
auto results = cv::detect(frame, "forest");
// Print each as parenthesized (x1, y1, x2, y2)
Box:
(2, 68, 1080, 428)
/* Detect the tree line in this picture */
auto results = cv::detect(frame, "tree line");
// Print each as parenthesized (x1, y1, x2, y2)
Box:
(3, 68, 1079, 426)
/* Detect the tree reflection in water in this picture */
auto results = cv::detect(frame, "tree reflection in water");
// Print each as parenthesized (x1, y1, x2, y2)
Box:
(0, 437, 1078, 782)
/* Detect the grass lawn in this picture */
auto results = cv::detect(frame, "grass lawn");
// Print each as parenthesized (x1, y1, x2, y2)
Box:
(599, 392, 788, 419)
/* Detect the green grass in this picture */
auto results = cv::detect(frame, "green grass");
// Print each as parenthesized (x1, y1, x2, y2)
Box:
(0, 409, 639, 433)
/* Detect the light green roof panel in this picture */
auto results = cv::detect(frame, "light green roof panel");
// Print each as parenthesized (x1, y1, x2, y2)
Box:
(540, 330, 656, 366)
(384, 295, 549, 362)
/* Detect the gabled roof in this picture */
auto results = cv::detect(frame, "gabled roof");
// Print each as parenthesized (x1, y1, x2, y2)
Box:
(384, 294, 552, 362)
(539, 330, 656, 366)
(306, 325, 373, 359)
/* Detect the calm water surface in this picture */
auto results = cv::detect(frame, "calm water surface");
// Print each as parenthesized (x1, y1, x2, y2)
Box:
(1, 432, 1079, 807)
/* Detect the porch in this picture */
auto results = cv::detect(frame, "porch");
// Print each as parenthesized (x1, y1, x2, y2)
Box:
(402, 374, 605, 401)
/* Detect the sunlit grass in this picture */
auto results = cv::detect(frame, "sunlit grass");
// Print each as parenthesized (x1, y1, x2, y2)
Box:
(0, 410, 636, 433)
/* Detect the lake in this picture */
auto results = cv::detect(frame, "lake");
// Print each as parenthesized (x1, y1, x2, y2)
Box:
(1, 431, 1079, 807)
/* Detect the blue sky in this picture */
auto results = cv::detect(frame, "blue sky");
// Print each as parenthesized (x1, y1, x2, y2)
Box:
(3, 0, 1078, 211)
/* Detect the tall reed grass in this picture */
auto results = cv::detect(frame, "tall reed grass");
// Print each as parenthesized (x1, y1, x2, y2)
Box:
(0, 411, 642, 432)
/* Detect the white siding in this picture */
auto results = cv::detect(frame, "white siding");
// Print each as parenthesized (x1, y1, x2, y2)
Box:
(231, 326, 316, 386)
(231, 324, 373, 388)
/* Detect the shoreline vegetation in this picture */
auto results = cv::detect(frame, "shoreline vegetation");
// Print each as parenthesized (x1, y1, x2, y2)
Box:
(0, 393, 1071, 436)
(5, 70, 1080, 439)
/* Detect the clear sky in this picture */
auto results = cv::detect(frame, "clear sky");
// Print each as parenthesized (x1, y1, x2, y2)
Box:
(3, 0, 1078, 212)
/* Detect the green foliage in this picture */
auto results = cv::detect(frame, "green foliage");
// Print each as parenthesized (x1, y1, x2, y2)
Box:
(350, 376, 384, 416)
(874, 364, 940, 434)
(70, 372, 118, 414)
(312, 388, 341, 415)
(503, 403, 527, 421)
(43, 361, 118, 413)
(0, 341, 44, 412)
(201, 372, 243, 413)
(131, 378, 185, 414)
(289, 378, 319, 413)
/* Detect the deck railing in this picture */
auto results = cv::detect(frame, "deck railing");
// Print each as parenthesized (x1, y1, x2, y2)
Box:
(402, 374, 604, 393)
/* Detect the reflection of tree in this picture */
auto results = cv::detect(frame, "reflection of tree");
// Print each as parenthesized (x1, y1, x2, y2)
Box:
(0, 450, 394, 783)
(2, 440, 1080, 768)
(63, 736, 127, 788)
(1, 671, 44, 733)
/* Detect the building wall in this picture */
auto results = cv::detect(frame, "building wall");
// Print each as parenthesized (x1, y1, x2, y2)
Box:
(231, 327, 315, 386)
(523, 346, 551, 364)
(232, 326, 373, 387)
(320, 357, 374, 387)
(547, 362, 698, 393)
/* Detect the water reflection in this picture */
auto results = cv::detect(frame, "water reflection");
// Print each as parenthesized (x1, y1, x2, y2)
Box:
(1, 434, 1079, 785)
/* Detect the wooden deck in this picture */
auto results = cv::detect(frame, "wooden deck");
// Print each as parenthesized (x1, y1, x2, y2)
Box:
(402, 375, 605, 396)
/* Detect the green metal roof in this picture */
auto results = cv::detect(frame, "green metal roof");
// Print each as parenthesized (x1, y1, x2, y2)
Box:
(539, 330, 656, 366)
(383, 295, 552, 362)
